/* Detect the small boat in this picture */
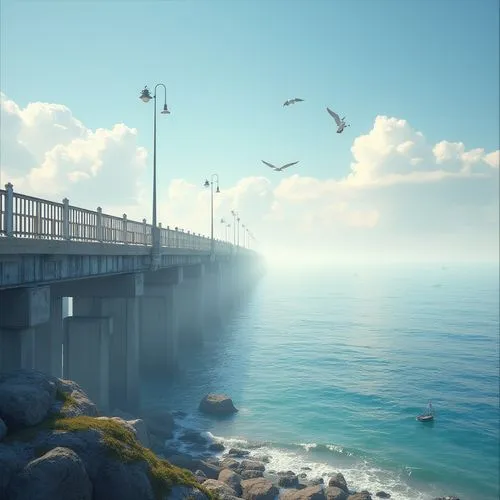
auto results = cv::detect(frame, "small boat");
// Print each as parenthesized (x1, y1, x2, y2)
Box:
(416, 401, 434, 422)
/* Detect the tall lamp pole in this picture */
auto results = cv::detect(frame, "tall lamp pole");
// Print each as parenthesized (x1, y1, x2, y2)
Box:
(230, 210, 238, 249)
(139, 84, 170, 269)
(236, 216, 241, 249)
(204, 174, 220, 257)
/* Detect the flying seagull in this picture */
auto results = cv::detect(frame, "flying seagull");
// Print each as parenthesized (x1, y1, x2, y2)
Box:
(327, 107, 349, 134)
(283, 98, 304, 106)
(261, 160, 299, 172)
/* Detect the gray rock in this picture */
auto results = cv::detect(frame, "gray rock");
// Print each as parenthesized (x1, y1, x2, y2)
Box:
(180, 430, 209, 445)
(209, 441, 225, 452)
(240, 469, 264, 480)
(219, 468, 243, 496)
(308, 478, 324, 486)
(53, 379, 98, 418)
(0, 417, 7, 441)
(0, 444, 29, 498)
(141, 409, 175, 440)
(0, 370, 57, 428)
(221, 457, 241, 470)
(7, 446, 92, 500)
(278, 471, 300, 488)
(375, 492, 390, 499)
(227, 447, 250, 457)
(199, 394, 238, 415)
(203, 478, 238, 497)
(168, 485, 209, 499)
(347, 492, 372, 500)
(96, 416, 149, 448)
(280, 484, 326, 499)
(167, 454, 221, 479)
(326, 486, 349, 500)
(240, 477, 278, 499)
(328, 473, 348, 492)
(240, 459, 266, 471)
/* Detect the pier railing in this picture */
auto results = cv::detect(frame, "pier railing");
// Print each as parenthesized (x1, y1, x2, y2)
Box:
(0, 184, 233, 253)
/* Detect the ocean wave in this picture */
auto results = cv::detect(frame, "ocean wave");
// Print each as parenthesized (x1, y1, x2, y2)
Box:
(165, 413, 434, 500)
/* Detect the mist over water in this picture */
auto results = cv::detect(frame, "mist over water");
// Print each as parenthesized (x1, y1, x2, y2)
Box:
(142, 261, 499, 500)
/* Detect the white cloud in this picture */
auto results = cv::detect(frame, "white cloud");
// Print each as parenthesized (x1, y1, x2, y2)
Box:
(1, 93, 498, 263)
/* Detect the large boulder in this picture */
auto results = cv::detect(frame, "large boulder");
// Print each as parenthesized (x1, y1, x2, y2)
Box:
(280, 485, 326, 499)
(140, 409, 175, 440)
(326, 487, 348, 500)
(241, 477, 278, 500)
(240, 459, 266, 472)
(97, 416, 150, 448)
(328, 473, 348, 492)
(7, 447, 92, 500)
(53, 379, 98, 419)
(0, 370, 57, 428)
(278, 470, 300, 488)
(347, 492, 372, 500)
(219, 468, 243, 496)
(168, 485, 209, 499)
(202, 478, 237, 497)
(199, 394, 238, 415)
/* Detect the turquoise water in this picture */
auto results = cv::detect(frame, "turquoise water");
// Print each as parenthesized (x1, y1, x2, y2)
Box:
(143, 263, 500, 500)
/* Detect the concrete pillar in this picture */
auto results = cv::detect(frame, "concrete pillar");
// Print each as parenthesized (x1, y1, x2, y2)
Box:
(141, 267, 183, 375)
(140, 285, 179, 374)
(0, 329, 35, 371)
(72, 296, 140, 413)
(204, 261, 223, 324)
(35, 295, 63, 377)
(54, 273, 143, 413)
(0, 286, 50, 372)
(63, 316, 112, 411)
(178, 264, 205, 347)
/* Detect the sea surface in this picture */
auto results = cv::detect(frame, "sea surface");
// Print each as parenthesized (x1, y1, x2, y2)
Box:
(142, 262, 500, 500)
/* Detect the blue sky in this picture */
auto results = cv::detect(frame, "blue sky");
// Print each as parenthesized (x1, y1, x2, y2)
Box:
(1, 0, 498, 188)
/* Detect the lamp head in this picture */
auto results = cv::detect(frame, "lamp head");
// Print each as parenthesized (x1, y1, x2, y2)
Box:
(161, 104, 170, 114)
(204, 179, 210, 188)
(139, 86, 152, 103)
(216, 185, 220, 193)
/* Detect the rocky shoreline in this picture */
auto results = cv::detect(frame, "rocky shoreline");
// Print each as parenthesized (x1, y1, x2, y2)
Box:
(0, 370, 462, 500)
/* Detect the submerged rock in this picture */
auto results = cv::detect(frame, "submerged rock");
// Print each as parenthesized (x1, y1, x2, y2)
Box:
(375, 492, 391, 498)
(199, 394, 238, 415)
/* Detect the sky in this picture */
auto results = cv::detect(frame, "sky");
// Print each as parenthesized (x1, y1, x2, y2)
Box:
(0, 0, 499, 264)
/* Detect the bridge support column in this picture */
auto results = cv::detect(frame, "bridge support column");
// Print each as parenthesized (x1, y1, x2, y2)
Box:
(0, 286, 50, 372)
(178, 264, 205, 347)
(35, 295, 63, 377)
(54, 273, 143, 413)
(141, 267, 182, 375)
(204, 261, 223, 324)
(63, 316, 112, 411)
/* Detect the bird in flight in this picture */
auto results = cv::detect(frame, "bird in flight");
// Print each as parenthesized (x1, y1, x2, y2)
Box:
(261, 160, 299, 172)
(327, 107, 349, 134)
(283, 98, 304, 106)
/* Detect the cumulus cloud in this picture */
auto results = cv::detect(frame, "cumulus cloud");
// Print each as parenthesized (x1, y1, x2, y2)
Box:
(1, 93, 498, 263)
(0, 92, 147, 207)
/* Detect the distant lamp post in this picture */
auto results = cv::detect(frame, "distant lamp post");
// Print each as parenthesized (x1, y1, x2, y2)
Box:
(139, 84, 170, 269)
(237, 216, 241, 249)
(230, 210, 238, 249)
(204, 174, 220, 256)
(241, 224, 246, 248)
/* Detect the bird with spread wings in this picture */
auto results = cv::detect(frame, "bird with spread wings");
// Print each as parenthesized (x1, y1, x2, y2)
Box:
(261, 160, 300, 172)
(326, 107, 349, 134)
(283, 98, 304, 106)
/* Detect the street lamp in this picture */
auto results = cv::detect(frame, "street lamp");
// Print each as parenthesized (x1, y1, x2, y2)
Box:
(204, 174, 220, 256)
(241, 223, 246, 248)
(139, 84, 170, 269)
(230, 210, 238, 248)
(237, 216, 241, 249)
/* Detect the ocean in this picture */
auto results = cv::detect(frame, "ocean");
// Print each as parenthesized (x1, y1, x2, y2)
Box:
(142, 262, 500, 500)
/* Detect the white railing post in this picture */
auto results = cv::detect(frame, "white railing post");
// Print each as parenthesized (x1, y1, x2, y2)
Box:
(122, 214, 128, 244)
(62, 198, 70, 240)
(158, 222, 162, 247)
(174, 227, 179, 248)
(142, 219, 147, 245)
(96, 207, 103, 242)
(4, 182, 14, 237)
(166, 225, 170, 247)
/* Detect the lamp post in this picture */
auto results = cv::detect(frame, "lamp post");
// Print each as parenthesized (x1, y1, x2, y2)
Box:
(230, 210, 238, 249)
(204, 174, 220, 257)
(236, 216, 241, 249)
(139, 84, 170, 269)
(241, 223, 246, 248)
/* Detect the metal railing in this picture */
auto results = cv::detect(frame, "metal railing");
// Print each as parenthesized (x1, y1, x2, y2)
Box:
(0, 184, 234, 254)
